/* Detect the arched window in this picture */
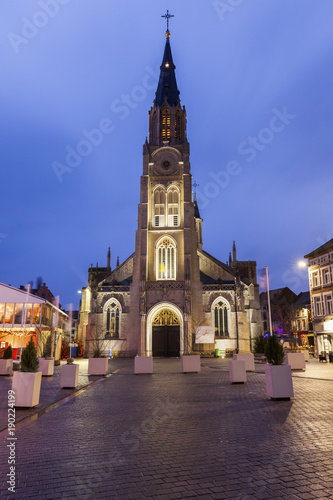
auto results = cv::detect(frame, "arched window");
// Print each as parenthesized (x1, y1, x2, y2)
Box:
(161, 109, 171, 140)
(105, 300, 121, 338)
(156, 237, 176, 280)
(167, 187, 179, 227)
(213, 300, 229, 337)
(154, 187, 166, 227)
(175, 110, 181, 141)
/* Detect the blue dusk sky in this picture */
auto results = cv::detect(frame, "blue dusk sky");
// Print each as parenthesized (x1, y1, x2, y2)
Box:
(1, 0, 333, 309)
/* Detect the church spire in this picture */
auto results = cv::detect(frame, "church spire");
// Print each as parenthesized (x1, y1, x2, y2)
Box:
(154, 35, 180, 107)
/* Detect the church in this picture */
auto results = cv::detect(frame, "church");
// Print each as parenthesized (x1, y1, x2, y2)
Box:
(78, 22, 262, 358)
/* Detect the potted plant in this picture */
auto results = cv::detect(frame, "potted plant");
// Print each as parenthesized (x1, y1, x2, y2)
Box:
(253, 334, 267, 363)
(12, 336, 42, 407)
(0, 345, 13, 376)
(264, 335, 294, 400)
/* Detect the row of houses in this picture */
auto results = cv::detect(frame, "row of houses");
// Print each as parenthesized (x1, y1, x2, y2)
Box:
(260, 238, 333, 357)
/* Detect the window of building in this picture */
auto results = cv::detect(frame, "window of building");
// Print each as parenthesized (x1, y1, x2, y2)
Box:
(33, 304, 41, 324)
(105, 301, 120, 338)
(324, 294, 333, 316)
(156, 237, 176, 280)
(153, 186, 180, 228)
(312, 271, 320, 288)
(313, 296, 323, 317)
(161, 109, 171, 139)
(322, 267, 331, 285)
(154, 188, 166, 227)
(14, 304, 23, 325)
(213, 299, 229, 337)
(5, 304, 14, 325)
(167, 188, 179, 227)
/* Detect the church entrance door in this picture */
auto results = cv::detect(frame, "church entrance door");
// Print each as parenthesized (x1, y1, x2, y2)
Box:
(152, 325, 180, 357)
(152, 309, 180, 357)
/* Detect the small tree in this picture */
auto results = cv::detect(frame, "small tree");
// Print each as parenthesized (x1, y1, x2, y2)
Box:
(21, 336, 39, 372)
(4, 345, 13, 359)
(264, 335, 284, 365)
(253, 334, 267, 354)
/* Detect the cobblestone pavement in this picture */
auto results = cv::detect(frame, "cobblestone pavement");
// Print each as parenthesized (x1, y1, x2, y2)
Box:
(1, 358, 333, 499)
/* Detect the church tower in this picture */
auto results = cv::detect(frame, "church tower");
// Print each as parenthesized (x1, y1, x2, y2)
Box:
(130, 24, 203, 356)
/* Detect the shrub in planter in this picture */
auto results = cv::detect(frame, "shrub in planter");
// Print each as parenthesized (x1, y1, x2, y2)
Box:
(13, 336, 42, 407)
(253, 334, 267, 354)
(264, 335, 293, 400)
(21, 336, 39, 372)
(264, 335, 284, 365)
(4, 345, 13, 359)
(0, 345, 13, 375)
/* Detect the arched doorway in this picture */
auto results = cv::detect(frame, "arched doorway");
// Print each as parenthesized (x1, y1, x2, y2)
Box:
(146, 303, 183, 357)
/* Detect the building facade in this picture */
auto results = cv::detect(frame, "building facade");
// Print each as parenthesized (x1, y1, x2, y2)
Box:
(0, 283, 69, 359)
(78, 30, 262, 357)
(290, 291, 314, 352)
(260, 287, 297, 336)
(305, 238, 333, 356)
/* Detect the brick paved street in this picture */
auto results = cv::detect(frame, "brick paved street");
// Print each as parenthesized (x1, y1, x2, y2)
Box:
(1, 358, 333, 499)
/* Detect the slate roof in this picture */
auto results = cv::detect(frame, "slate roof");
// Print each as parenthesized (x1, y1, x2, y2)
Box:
(155, 36, 180, 107)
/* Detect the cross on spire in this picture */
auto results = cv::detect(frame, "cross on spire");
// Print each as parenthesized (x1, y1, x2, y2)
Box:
(193, 181, 199, 195)
(162, 10, 174, 34)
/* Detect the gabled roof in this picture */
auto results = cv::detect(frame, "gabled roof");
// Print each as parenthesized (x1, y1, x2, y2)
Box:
(155, 36, 180, 107)
(304, 238, 333, 259)
(199, 250, 236, 277)
(0, 283, 44, 304)
(292, 291, 310, 306)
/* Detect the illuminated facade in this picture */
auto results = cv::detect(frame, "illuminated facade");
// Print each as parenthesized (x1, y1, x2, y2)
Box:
(305, 238, 333, 356)
(0, 283, 69, 359)
(79, 30, 262, 357)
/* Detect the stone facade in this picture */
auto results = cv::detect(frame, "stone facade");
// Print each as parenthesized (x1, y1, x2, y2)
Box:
(304, 238, 333, 356)
(78, 32, 263, 357)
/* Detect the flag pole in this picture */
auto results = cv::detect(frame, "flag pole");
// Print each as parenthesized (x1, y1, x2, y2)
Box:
(266, 266, 273, 336)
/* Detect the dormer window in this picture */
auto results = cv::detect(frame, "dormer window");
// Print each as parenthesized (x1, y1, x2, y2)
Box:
(165, 62, 170, 68)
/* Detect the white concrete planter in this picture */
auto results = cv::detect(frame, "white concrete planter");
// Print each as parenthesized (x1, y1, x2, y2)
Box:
(134, 356, 153, 374)
(12, 371, 42, 407)
(265, 364, 294, 400)
(233, 353, 255, 371)
(0, 359, 13, 376)
(303, 350, 310, 362)
(229, 360, 247, 383)
(61, 364, 79, 388)
(181, 355, 201, 373)
(284, 353, 306, 370)
(38, 358, 54, 376)
(88, 357, 108, 376)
